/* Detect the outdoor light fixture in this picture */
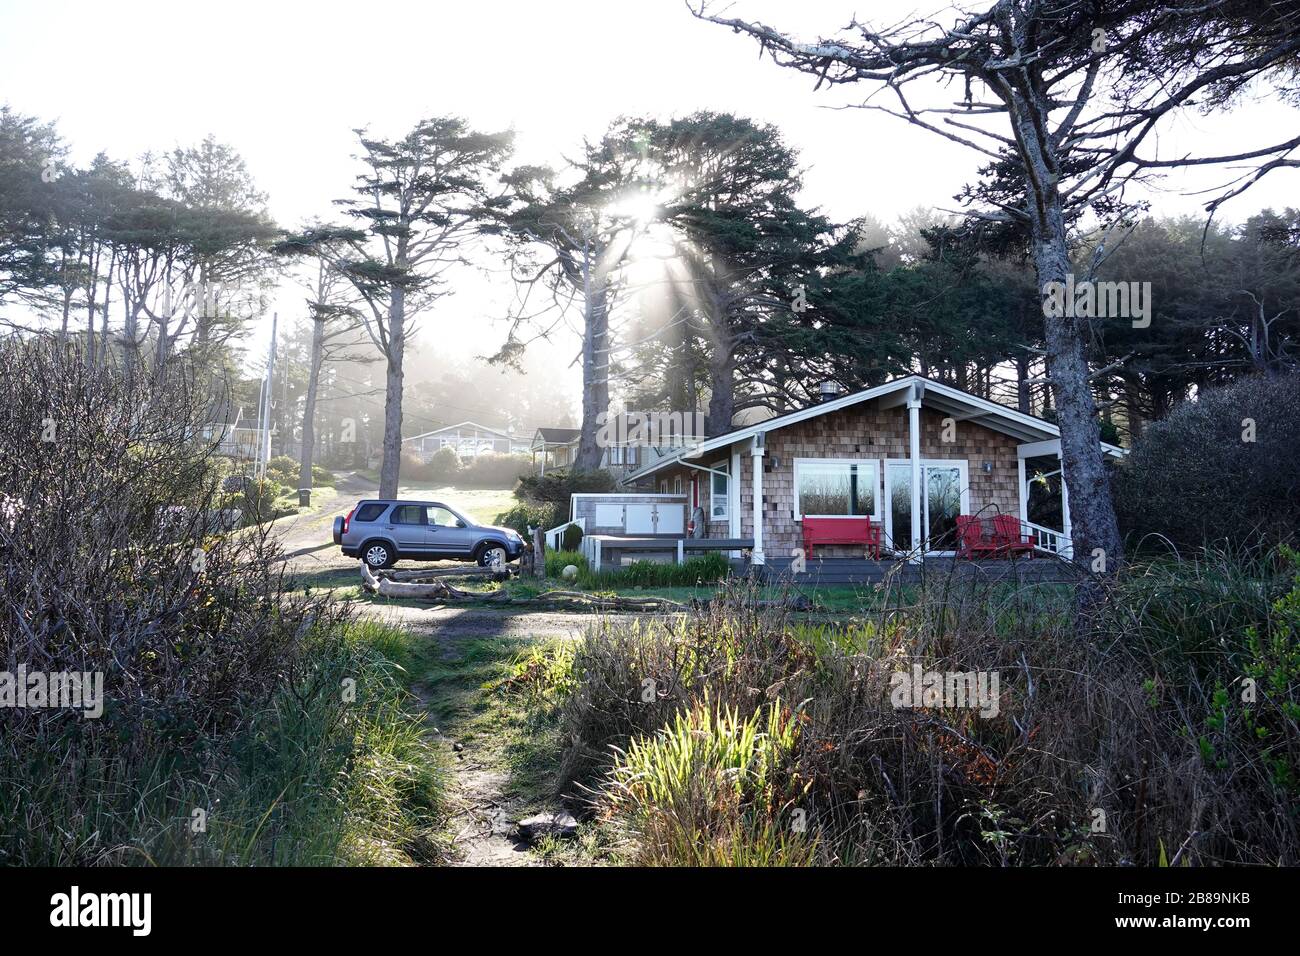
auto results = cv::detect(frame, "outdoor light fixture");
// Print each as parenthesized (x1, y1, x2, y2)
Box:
(982, 461, 993, 473)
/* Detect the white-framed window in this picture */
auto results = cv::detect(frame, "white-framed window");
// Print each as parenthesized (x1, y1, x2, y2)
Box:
(626, 445, 638, 466)
(793, 458, 880, 519)
(673, 475, 682, 495)
(609, 445, 624, 465)
(710, 461, 729, 520)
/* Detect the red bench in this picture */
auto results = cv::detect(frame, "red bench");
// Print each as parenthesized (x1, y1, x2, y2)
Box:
(802, 516, 882, 560)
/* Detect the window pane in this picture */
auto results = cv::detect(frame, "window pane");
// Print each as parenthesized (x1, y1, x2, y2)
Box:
(392, 505, 426, 525)
(428, 507, 457, 527)
(888, 463, 911, 549)
(798, 462, 874, 516)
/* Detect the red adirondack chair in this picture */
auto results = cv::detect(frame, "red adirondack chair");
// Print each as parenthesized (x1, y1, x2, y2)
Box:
(991, 514, 1035, 558)
(955, 515, 1000, 559)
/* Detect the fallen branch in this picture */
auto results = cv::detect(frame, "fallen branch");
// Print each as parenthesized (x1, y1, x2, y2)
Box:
(359, 562, 690, 610)
(385, 566, 513, 582)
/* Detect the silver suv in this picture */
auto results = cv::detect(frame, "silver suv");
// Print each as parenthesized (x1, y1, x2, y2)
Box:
(333, 499, 524, 570)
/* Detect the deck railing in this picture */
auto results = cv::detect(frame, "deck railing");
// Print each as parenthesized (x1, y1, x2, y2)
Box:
(1024, 521, 1072, 558)
(543, 518, 585, 551)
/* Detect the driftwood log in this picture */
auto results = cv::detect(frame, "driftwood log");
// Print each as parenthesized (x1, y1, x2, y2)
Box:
(358, 562, 690, 611)
(385, 566, 512, 582)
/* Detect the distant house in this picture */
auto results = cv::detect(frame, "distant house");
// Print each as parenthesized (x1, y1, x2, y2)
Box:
(530, 413, 704, 482)
(199, 403, 267, 460)
(403, 421, 527, 462)
(530, 427, 581, 475)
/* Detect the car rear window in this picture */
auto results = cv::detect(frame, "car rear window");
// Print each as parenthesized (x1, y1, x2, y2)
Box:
(355, 503, 387, 522)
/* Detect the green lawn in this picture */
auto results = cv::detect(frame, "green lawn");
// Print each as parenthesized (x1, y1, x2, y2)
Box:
(398, 485, 519, 526)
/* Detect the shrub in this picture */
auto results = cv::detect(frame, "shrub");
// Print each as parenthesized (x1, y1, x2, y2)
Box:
(545, 549, 589, 578)
(1115, 372, 1300, 551)
(515, 469, 616, 505)
(576, 552, 731, 589)
(402, 446, 461, 485)
(457, 452, 530, 489)
(561, 522, 584, 552)
(0, 339, 444, 865)
(496, 501, 557, 537)
(536, 554, 1300, 866)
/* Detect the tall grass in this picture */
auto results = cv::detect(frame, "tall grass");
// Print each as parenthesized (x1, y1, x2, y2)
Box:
(0, 619, 445, 866)
(544, 548, 730, 589)
(530, 551, 1300, 866)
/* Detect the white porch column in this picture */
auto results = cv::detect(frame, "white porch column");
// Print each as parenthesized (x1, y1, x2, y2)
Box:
(1017, 457, 1028, 524)
(750, 435, 765, 565)
(1058, 452, 1073, 559)
(907, 395, 922, 564)
(729, 447, 742, 556)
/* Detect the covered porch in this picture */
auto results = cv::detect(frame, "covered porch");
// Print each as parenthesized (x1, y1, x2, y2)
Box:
(619, 376, 1126, 569)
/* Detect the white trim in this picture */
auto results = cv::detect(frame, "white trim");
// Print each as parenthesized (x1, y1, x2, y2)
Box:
(792, 457, 881, 521)
(729, 447, 741, 553)
(750, 436, 765, 564)
(883, 458, 971, 556)
(1017, 458, 1028, 524)
(1017, 438, 1061, 459)
(708, 459, 730, 521)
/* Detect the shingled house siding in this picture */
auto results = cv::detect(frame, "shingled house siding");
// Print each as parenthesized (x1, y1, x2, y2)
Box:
(652, 403, 1021, 559)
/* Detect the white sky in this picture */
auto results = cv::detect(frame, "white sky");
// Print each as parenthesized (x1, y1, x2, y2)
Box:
(3, 0, 1297, 408)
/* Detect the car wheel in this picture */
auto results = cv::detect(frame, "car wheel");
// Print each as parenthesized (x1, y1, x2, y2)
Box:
(363, 542, 395, 569)
(477, 544, 508, 568)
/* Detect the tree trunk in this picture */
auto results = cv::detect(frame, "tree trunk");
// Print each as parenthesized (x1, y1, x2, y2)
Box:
(1031, 201, 1123, 577)
(575, 272, 609, 472)
(299, 316, 325, 492)
(378, 284, 405, 498)
(1016, 353, 1032, 414)
(706, 338, 735, 437)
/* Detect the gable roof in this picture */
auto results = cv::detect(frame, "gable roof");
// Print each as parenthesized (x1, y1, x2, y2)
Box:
(625, 374, 1126, 482)
(533, 427, 581, 445)
(403, 421, 513, 443)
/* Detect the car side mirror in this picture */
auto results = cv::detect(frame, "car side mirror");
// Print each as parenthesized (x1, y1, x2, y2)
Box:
(456, 519, 467, 528)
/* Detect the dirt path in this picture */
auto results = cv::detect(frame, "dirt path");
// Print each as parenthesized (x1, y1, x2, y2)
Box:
(379, 607, 620, 866)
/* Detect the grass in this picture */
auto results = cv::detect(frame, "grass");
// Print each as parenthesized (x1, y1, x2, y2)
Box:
(507, 549, 1300, 866)
(395, 485, 519, 527)
(399, 631, 572, 814)
(0, 616, 448, 866)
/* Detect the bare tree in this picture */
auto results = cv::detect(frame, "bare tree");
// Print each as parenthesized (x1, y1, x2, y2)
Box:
(692, 0, 1300, 576)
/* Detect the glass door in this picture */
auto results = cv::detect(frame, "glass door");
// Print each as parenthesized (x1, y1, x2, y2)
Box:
(885, 461, 968, 553)
(924, 465, 962, 552)
(887, 462, 913, 552)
